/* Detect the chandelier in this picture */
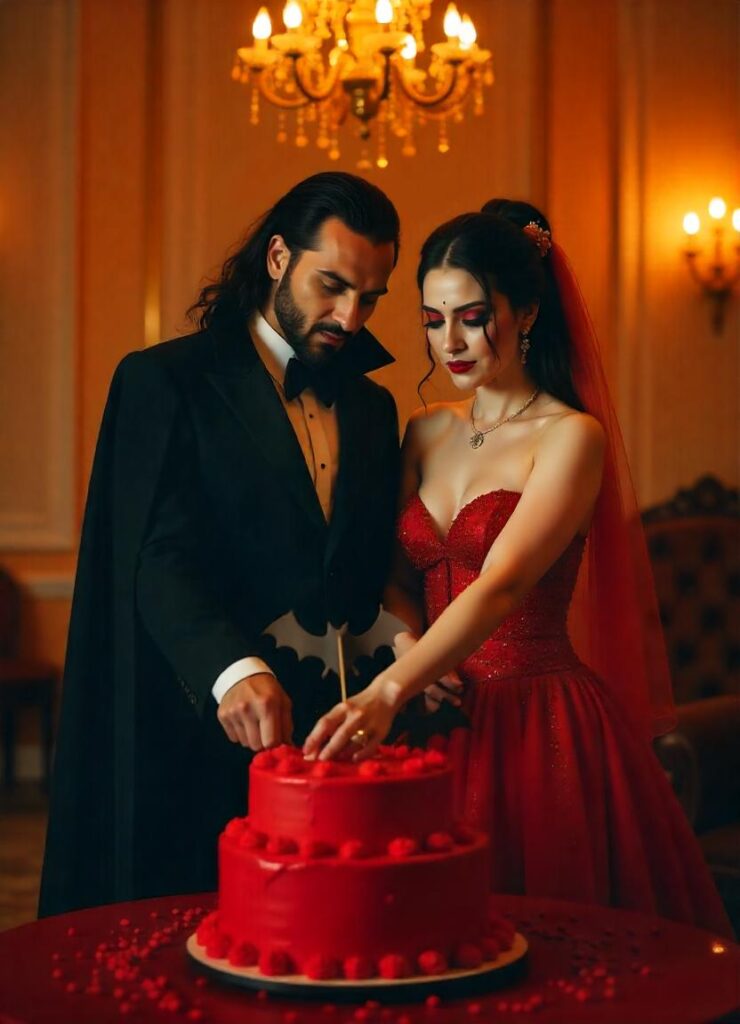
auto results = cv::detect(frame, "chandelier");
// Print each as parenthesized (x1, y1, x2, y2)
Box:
(232, 1, 493, 169)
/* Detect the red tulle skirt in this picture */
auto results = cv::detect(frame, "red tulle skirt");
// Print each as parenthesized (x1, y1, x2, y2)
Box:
(448, 667, 733, 939)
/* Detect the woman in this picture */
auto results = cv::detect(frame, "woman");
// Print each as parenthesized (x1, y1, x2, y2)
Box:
(304, 202, 731, 935)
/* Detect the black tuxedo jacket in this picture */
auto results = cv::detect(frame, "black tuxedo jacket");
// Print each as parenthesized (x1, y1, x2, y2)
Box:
(39, 319, 400, 916)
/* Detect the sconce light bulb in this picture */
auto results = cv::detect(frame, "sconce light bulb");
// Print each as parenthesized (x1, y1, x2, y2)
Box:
(682, 212, 700, 237)
(401, 34, 417, 60)
(375, 0, 393, 25)
(708, 196, 726, 220)
(283, 1, 303, 30)
(459, 14, 477, 50)
(732, 209, 740, 233)
(252, 7, 272, 41)
(444, 3, 462, 40)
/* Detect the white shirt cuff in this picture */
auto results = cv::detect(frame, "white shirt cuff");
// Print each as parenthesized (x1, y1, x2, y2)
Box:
(211, 657, 275, 704)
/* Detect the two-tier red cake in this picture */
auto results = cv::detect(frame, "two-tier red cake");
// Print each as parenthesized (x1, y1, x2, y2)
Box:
(196, 743, 514, 981)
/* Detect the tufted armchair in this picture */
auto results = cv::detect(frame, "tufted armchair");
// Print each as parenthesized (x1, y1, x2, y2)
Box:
(643, 476, 740, 931)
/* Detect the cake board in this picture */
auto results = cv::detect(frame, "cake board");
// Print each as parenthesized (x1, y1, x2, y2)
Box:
(186, 931, 528, 1003)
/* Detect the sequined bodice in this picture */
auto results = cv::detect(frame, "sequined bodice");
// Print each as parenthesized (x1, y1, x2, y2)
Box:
(397, 490, 586, 683)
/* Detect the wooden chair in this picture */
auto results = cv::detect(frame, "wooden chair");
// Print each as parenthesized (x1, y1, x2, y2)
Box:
(0, 566, 58, 790)
(643, 475, 740, 931)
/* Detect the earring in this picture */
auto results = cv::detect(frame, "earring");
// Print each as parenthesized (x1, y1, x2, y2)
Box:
(519, 329, 531, 365)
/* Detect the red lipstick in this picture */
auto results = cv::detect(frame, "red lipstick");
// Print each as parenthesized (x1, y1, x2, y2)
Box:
(447, 360, 476, 374)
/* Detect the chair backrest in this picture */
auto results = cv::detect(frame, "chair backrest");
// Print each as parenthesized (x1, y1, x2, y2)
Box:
(642, 476, 739, 705)
(0, 566, 21, 659)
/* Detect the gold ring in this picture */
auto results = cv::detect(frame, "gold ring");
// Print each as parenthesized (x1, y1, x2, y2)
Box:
(350, 729, 369, 747)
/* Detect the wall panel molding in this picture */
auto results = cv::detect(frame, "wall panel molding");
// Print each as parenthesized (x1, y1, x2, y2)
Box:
(0, 0, 78, 550)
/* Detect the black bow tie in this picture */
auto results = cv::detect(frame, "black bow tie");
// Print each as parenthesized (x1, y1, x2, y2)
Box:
(283, 357, 339, 408)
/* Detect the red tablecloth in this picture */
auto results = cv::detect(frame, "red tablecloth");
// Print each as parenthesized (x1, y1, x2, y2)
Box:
(0, 893, 737, 1023)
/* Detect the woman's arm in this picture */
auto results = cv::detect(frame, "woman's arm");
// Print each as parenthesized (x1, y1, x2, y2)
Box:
(382, 411, 426, 636)
(305, 412, 605, 759)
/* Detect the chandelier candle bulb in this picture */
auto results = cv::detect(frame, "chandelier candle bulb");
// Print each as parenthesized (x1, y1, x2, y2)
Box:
(444, 3, 462, 40)
(283, 2, 303, 31)
(252, 7, 272, 48)
(459, 14, 476, 50)
(709, 197, 727, 220)
(732, 209, 740, 233)
(375, 0, 393, 25)
(683, 212, 700, 237)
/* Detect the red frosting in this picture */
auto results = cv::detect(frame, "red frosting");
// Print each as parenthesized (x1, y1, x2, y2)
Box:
(214, 745, 508, 979)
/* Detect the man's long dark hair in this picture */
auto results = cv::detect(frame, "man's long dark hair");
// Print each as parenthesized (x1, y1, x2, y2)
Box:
(188, 172, 400, 330)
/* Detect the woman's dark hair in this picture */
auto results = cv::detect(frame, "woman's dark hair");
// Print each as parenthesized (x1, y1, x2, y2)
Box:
(188, 172, 400, 330)
(416, 199, 583, 410)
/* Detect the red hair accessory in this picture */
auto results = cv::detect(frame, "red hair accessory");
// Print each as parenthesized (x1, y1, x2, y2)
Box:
(523, 220, 552, 257)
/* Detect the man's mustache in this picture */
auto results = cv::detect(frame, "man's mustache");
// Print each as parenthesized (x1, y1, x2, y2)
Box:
(311, 323, 352, 341)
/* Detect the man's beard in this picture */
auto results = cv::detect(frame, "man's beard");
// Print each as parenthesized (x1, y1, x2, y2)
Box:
(274, 268, 351, 368)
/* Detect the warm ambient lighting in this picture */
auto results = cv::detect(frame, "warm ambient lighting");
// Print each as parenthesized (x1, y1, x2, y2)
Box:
(233, 0, 492, 168)
(682, 196, 740, 334)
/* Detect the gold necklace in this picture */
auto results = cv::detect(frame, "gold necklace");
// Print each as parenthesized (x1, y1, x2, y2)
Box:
(469, 388, 540, 449)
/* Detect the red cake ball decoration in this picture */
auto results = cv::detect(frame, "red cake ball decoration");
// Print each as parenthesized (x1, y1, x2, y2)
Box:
(299, 838, 334, 859)
(387, 837, 419, 858)
(357, 760, 385, 778)
(454, 943, 484, 970)
(266, 835, 298, 855)
(417, 949, 448, 975)
(426, 832, 454, 852)
(238, 828, 266, 849)
(252, 750, 277, 770)
(339, 839, 368, 860)
(275, 755, 306, 776)
(480, 936, 501, 960)
(423, 749, 448, 770)
(229, 941, 258, 967)
(224, 818, 245, 839)
(259, 950, 294, 976)
(344, 956, 376, 980)
(311, 761, 339, 778)
(379, 954, 412, 979)
(401, 757, 426, 775)
(304, 955, 342, 980)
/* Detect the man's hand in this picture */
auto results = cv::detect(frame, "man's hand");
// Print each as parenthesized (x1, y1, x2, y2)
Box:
(217, 673, 293, 750)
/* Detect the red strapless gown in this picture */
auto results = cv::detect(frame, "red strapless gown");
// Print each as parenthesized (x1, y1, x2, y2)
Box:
(398, 489, 732, 936)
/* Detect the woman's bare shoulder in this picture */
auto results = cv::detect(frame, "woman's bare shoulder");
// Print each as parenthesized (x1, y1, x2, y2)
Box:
(537, 401, 606, 463)
(404, 401, 467, 447)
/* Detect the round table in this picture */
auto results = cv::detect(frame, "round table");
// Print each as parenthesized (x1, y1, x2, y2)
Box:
(0, 893, 737, 1023)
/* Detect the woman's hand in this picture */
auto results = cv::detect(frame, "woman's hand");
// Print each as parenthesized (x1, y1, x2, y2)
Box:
(303, 677, 404, 762)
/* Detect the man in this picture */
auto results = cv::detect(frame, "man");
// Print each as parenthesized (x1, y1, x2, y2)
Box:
(39, 173, 401, 915)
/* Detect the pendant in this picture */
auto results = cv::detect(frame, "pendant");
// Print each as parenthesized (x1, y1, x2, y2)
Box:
(470, 431, 484, 449)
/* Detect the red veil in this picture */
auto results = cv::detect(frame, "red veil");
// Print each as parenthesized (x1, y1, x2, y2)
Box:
(551, 243, 676, 740)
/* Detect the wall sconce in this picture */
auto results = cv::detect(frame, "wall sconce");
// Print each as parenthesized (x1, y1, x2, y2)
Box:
(682, 197, 740, 334)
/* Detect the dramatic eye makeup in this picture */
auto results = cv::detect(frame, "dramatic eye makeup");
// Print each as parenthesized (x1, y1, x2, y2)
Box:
(421, 302, 490, 329)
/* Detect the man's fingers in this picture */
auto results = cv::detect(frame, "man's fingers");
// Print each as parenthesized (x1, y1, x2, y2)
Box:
(424, 693, 443, 713)
(241, 715, 263, 751)
(259, 712, 278, 750)
(280, 700, 293, 746)
(425, 683, 462, 707)
(218, 713, 240, 744)
(438, 674, 464, 694)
